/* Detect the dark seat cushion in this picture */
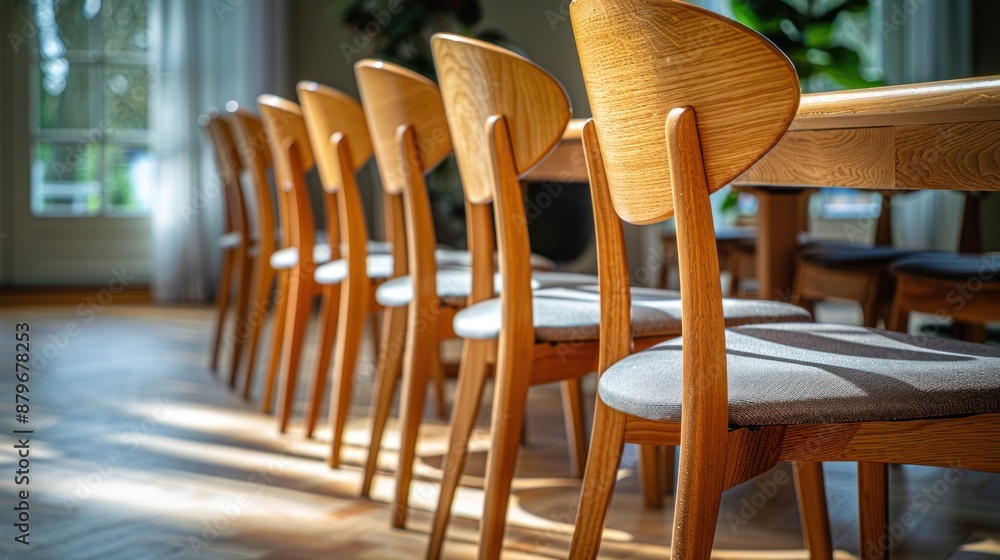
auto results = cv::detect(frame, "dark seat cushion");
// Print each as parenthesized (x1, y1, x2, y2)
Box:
(799, 245, 925, 268)
(891, 253, 1000, 282)
(599, 323, 1000, 426)
(453, 287, 811, 342)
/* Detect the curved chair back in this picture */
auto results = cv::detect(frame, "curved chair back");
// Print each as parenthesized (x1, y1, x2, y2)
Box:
(257, 95, 316, 259)
(571, 0, 799, 225)
(296, 82, 374, 279)
(355, 60, 452, 195)
(431, 33, 570, 205)
(202, 113, 250, 241)
(431, 33, 572, 330)
(228, 106, 277, 254)
(296, 82, 372, 193)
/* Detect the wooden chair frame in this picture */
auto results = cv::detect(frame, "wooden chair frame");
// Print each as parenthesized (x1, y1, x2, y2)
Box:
(227, 108, 281, 401)
(567, 2, 1000, 560)
(203, 113, 254, 384)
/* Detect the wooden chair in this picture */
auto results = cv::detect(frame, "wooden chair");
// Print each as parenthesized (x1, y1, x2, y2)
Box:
(202, 112, 254, 385)
(226, 107, 280, 401)
(351, 60, 600, 522)
(568, 2, 1000, 559)
(792, 192, 916, 327)
(257, 95, 331, 432)
(297, 82, 442, 464)
(888, 193, 996, 342)
(427, 33, 816, 559)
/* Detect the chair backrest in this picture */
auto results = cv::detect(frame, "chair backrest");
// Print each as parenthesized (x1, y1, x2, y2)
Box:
(296, 82, 373, 193)
(201, 113, 249, 240)
(431, 33, 572, 324)
(569, 0, 800, 451)
(257, 95, 316, 260)
(355, 60, 452, 195)
(571, 0, 799, 225)
(431, 33, 571, 205)
(355, 60, 459, 298)
(296, 82, 374, 275)
(228, 106, 277, 253)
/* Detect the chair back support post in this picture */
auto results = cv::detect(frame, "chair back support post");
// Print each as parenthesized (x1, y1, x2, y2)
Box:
(569, 2, 801, 554)
(228, 109, 278, 255)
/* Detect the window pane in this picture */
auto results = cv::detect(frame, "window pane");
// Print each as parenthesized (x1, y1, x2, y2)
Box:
(32, 142, 101, 216)
(103, 0, 151, 54)
(104, 144, 154, 214)
(49, 0, 95, 54)
(38, 62, 92, 129)
(105, 65, 148, 131)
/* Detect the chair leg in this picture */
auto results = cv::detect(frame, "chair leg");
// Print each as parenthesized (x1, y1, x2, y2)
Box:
(361, 305, 407, 497)
(671, 435, 727, 560)
(638, 445, 663, 508)
(887, 281, 910, 334)
(390, 303, 440, 528)
(427, 339, 491, 558)
(210, 248, 235, 372)
(568, 402, 628, 560)
(327, 278, 367, 468)
(228, 248, 254, 388)
(304, 283, 341, 438)
(793, 461, 833, 560)
(661, 445, 676, 495)
(276, 266, 313, 433)
(858, 462, 889, 560)
(861, 274, 880, 329)
(431, 350, 448, 419)
(560, 377, 588, 478)
(478, 350, 533, 560)
(241, 264, 274, 400)
(261, 269, 289, 414)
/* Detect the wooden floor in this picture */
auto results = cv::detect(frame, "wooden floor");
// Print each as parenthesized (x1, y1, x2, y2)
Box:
(1, 304, 998, 559)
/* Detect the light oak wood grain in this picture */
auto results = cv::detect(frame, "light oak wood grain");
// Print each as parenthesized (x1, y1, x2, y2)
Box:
(570, 0, 799, 225)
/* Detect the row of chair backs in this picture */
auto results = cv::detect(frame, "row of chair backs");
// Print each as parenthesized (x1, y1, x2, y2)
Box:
(201, 114, 249, 238)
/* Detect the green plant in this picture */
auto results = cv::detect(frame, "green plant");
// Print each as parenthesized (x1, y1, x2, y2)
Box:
(731, 0, 883, 92)
(336, 0, 484, 79)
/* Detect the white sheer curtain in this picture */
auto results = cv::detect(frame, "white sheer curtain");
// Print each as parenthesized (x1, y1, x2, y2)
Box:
(879, 0, 973, 251)
(150, 0, 287, 303)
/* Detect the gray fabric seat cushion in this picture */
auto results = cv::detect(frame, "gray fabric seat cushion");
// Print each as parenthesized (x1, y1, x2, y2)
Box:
(800, 245, 929, 268)
(218, 231, 242, 249)
(432, 250, 558, 271)
(891, 253, 1000, 282)
(599, 323, 1000, 426)
(453, 287, 811, 343)
(375, 270, 597, 308)
(269, 243, 333, 270)
(315, 254, 395, 285)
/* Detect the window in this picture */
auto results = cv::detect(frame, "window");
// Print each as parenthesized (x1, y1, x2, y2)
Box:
(29, 0, 154, 217)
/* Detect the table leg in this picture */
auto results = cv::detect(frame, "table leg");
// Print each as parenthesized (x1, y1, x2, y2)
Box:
(755, 189, 805, 302)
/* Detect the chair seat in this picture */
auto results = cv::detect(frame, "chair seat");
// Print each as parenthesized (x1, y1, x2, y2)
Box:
(799, 245, 923, 268)
(599, 323, 1000, 426)
(453, 287, 811, 343)
(269, 243, 333, 270)
(314, 253, 396, 285)
(432, 250, 558, 271)
(218, 231, 242, 249)
(375, 270, 598, 308)
(891, 253, 1000, 282)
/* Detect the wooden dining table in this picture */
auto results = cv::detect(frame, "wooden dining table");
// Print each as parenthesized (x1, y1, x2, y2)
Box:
(526, 77, 1000, 300)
